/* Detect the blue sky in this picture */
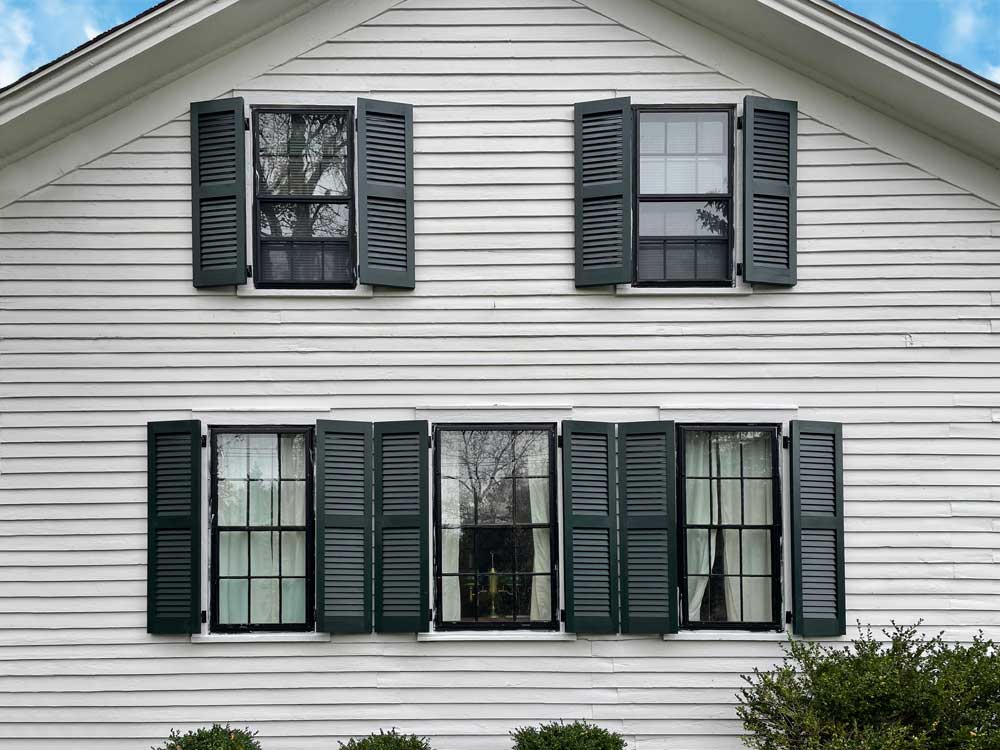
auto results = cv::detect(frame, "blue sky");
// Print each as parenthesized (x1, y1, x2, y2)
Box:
(0, 0, 997, 87)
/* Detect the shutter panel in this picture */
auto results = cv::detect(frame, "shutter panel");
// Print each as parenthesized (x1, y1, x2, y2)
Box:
(374, 421, 429, 632)
(357, 98, 415, 289)
(190, 98, 247, 288)
(147, 420, 201, 634)
(574, 98, 633, 287)
(316, 421, 372, 634)
(561, 421, 618, 633)
(790, 420, 846, 637)
(742, 96, 797, 286)
(618, 421, 677, 634)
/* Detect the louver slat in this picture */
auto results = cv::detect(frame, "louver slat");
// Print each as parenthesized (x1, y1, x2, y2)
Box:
(316, 421, 372, 634)
(574, 98, 633, 287)
(618, 422, 677, 634)
(562, 421, 618, 633)
(743, 96, 797, 286)
(190, 99, 246, 287)
(147, 420, 201, 634)
(358, 99, 415, 289)
(374, 421, 429, 632)
(791, 421, 846, 637)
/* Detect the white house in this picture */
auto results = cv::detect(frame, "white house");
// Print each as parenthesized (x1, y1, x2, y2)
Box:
(1, 0, 999, 747)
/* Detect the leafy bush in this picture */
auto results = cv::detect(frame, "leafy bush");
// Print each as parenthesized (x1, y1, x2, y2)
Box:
(151, 724, 261, 750)
(737, 623, 1000, 750)
(510, 720, 627, 750)
(338, 729, 433, 750)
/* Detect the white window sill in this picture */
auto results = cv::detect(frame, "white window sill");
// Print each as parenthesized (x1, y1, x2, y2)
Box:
(616, 284, 752, 296)
(663, 630, 787, 641)
(236, 284, 373, 298)
(418, 630, 576, 642)
(191, 632, 331, 644)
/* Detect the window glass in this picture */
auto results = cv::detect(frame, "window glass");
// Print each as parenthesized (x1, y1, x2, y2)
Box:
(681, 428, 779, 628)
(214, 429, 313, 630)
(437, 427, 556, 628)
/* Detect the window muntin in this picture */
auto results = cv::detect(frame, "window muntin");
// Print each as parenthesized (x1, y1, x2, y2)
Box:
(678, 426, 781, 630)
(252, 108, 355, 288)
(211, 427, 314, 632)
(635, 107, 734, 286)
(434, 425, 559, 630)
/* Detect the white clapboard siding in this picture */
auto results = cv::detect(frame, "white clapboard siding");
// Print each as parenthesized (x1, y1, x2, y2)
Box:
(1, 0, 999, 748)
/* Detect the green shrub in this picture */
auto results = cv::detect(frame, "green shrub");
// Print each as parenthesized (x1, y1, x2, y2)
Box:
(737, 623, 1000, 750)
(338, 729, 433, 750)
(510, 720, 627, 750)
(151, 724, 261, 750)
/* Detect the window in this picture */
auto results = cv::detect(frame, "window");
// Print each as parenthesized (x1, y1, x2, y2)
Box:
(253, 107, 355, 288)
(434, 425, 559, 629)
(211, 427, 314, 631)
(635, 106, 734, 286)
(678, 426, 781, 629)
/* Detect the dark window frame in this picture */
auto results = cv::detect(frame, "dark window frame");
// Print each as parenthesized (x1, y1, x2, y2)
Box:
(432, 422, 560, 631)
(632, 104, 736, 288)
(251, 105, 357, 290)
(677, 423, 783, 631)
(209, 424, 316, 633)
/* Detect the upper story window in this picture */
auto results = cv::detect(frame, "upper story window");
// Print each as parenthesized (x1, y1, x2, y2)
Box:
(434, 425, 559, 630)
(635, 107, 734, 286)
(253, 107, 355, 288)
(678, 426, 781, 629)
(211, 427, 314, 632)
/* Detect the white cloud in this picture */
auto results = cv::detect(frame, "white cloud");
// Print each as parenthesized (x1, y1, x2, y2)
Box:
(0, 1, 33, 87)
(83, 22, 100, 40)
(941, 0, 984, 56)
(983, 64, 1000, 82)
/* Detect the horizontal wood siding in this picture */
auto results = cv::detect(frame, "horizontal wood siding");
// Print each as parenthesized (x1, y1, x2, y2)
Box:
(1, 0, 999, 748)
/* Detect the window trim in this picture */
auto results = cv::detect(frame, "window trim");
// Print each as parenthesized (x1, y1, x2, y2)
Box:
(251, 105, 357, 290)
(209, 424, 316, 633)
(432, 422, 561, 631)
(631, 104, 737, 288)
(676, 423, 783, 632)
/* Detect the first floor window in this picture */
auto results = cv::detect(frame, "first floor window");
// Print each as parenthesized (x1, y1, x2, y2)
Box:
(678, 426, 781, 629)
(211, 427, 314, 631)
(434, 424, 558, 629)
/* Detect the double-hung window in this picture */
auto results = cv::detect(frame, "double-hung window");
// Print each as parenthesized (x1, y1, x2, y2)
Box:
(434, 424, 559, 629)
(211, 427, 314, 632)
(253, 107, 355, 288)
(635, 106, 734, 286)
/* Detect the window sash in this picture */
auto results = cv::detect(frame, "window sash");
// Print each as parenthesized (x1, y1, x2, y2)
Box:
(251, 106, 356, 289)
(433, 423, 560, 630)
(210, 426, 316, 633)
(676, 424, 782, 631)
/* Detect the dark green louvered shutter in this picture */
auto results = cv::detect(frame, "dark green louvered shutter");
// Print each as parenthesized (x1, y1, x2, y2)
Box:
(743, 96, 797, 286)
(374, 421, 429, 632)
(618, 421, 677, 634)
(574, 98, 633, 287)
(562, 421, 618, 633)
(147, 420, 201, 634)
(190, 98, 247, 288)
(357, 99, 415, 289)
(791, 421, 846, 637)
(316, 421, 372, 633)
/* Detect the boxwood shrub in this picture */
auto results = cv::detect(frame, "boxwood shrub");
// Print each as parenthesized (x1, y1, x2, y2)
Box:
(338, 729, 433, 750)
(738, 623, 1000, 750)
(510, 720, 628, 750)
(151, 724, 261, 750)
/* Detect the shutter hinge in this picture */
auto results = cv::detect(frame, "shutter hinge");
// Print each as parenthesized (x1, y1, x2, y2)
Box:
(559, 608, 566, 623)
(201, 434, 207, 448)
(785, 610, 792, 625)
(557, 435, 563, 449)
(782, 435, 790, 449)
(736, 115, 744, 130)
(428, 608, 434, 623)
(244, 117, 250, 132)
(736, 262, 744, 277)
(201, 609, 207, 623)
(246, 264, 253, 279)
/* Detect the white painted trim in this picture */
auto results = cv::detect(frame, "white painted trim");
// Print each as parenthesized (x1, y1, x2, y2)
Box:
(418, 631, 577, 642)
(191, 632, 331, 644)
(663, 630, 789, 641)
(236, 284, 374, 298)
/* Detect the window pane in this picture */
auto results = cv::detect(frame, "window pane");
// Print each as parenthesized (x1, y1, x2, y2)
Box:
(478, 478, 514, 524)
(742, 530, 771, 575)
(440, 575, 476, 623)
(743, 577, 772, 622)
(257, 111, 350, 197)
(639, 111, 729, 195)
(281, 578, 306, 624)
(219, 579, 248, 624)
(218, 480, 246, 526)
(708, 575, 741, 622)
(280, 433, 306, 478)
(440, 477, 475, 526)
(259, 239, 353, 286)
(250, 531, 279, 576)
(477, 573, 514, 622)
(685, 431, 711, 475)
(281, 531, 306, 576)
(515, 431, 549, 476)
(516, 575, 552, 621)
(743, 433, 773, 477)
(217, 434, 247, 479)
(280, 480, 306, 526)
(248, 434, 278, 479)
(744, 479, 773, 525)
(639, 201, 728, 237)
(259, 202, 349, 239)
(249, 480, 278, 526)
(219, 532, 248, 576)
(686, 528, 710, 574)
(441, 528, 475, 574)
(714, 432, 743, 477)
(250, 578, 279, 624)
(718, 479, 741, 525)
(687, 575, 708, 621)
(514, 478, 550, 524)
(477, 528, 515, 573)
(514, 527, 551, 573)
(686, 479, 711, 524)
